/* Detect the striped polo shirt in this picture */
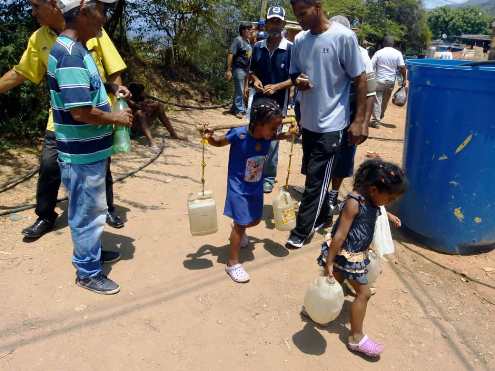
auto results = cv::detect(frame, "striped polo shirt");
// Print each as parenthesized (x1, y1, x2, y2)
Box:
(47, 35, 113, 164)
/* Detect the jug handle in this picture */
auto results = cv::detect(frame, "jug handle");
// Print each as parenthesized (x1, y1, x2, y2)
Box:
(326, 276, 336, 285)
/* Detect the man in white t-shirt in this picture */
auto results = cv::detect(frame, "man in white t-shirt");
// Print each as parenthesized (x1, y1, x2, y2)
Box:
(371, 36, 407, 126)
(438, 47, 453, 60)
(286, 0, 367, 249)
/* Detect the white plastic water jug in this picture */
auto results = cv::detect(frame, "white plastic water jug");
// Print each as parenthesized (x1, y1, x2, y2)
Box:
(273, 188, 296, 231)
(367, 251, 383, 284)
(303, 276, 344, 325)
(188, 191, 218, 236)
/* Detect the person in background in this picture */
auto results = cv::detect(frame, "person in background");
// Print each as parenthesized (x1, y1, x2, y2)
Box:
(0, 0, 128, 239)
(244, 25, 260, 119)
(327, 15, 376, 214)
(249, 6, 293, 194)
(225, 23, 253, 119)
(127, 83, 180, 152)
(256, 19, 268, 42)
(287, 0, 368, 249)
(370, 36, 406, 127)
(49, 0, 133, 294)
(439, 46, 453, 60)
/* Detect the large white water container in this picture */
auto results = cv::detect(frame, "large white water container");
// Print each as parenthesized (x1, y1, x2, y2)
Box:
(303, 276, 344, 325)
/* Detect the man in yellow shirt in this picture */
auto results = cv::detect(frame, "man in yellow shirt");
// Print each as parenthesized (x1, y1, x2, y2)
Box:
(0, 0, 128, 240)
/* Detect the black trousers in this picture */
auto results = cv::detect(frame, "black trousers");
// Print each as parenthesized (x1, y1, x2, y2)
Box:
(35, 131, 115, 222)
(292, 128, 343, 240)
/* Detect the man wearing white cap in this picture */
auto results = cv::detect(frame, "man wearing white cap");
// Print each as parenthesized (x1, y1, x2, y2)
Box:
(48, 0, 133, 294)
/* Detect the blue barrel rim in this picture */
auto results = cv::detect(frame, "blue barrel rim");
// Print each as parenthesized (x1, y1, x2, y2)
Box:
(406, 58, 495, 72)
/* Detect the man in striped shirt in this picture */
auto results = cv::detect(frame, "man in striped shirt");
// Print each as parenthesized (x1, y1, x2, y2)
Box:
(48, 0, 132, 294)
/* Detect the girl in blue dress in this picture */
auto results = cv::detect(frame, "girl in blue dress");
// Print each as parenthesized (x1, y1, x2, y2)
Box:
(204, 98, 294, 283)
(318, 159, 407, 358)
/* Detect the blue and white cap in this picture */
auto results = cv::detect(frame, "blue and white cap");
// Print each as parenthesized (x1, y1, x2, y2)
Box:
(267, 6, 286, 21)
(56, 0, 117, 14)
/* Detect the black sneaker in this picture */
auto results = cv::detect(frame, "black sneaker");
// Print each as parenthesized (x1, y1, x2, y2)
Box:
(286, 233, 306, 249)
(76, 273, 120, 295)
(263, 182, 274, 194)
(101, 250, 121, 264)
(327, 190, 339, 215)
(106, 211, 124, 229)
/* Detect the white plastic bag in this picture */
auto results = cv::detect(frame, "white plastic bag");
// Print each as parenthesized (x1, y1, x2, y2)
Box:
(392, 86, 407, 107)
(373, 206, 395, 256)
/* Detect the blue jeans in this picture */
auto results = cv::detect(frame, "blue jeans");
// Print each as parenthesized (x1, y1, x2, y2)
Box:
(232, 68, 247, 114)
(263, 140, 279, 186)
(59, 159, 108, 279)
(245, 87, 256, 121)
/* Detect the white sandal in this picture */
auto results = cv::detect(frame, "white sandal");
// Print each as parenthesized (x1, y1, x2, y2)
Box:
(226, 264, 250, 283)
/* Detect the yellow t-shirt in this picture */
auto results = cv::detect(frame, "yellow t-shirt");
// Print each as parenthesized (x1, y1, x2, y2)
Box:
(13, 26, 127, 132)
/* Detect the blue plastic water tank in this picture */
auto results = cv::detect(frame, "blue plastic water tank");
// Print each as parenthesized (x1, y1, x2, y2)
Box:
(398, 59, 495, 254)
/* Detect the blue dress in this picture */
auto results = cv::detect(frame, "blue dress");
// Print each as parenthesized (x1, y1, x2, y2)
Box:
(317, 193, 380, 284)
(223, 126, 271, 226)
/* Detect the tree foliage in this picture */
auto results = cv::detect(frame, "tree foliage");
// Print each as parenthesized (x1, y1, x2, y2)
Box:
(0, 0, 47, 139)
(324, 0, 431, 53)
(427, 6, 492, 39)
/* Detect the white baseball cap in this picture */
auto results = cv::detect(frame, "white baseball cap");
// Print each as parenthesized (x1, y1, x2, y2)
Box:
(57, 0, 118, 14)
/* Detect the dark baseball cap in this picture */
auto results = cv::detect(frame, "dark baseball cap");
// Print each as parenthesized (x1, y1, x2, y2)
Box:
(267, 6, 286, 21)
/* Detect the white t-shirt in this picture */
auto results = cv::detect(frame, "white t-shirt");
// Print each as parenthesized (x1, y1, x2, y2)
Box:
(289, 23, 365, 133)
(438, 51, 453, 60)
(371, 47, 405, 82)
(360, 46, 376, 97)
(360, 46, 373, 74)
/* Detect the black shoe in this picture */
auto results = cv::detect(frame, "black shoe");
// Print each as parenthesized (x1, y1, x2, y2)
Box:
(76, 273, 120, 295)
(370, 120, 380, 128)
(101, 250, 121, 264)
(263, 182, 274, 194)
(327, 190, 339, 215)
(22, 218, 56, 239)
(286, 233, 306, 250)
(106, 211, 124, 229)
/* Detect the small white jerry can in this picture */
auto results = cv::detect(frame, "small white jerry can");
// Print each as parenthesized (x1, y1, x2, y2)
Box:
(273, 188, 296, 231)
(188, 191, 218, 236)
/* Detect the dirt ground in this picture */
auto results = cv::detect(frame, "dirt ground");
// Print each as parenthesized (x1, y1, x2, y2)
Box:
(0, 102, 494, 371)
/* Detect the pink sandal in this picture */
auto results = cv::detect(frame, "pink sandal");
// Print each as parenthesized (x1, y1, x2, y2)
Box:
(348, 335, 384, 358)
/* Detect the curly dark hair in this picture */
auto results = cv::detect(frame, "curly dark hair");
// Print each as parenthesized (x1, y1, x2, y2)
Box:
(354, 159, 407, 196)
(249, 97, 283, 132)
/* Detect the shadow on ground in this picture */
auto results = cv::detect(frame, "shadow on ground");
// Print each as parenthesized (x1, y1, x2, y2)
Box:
(183, 236, 288, 270)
